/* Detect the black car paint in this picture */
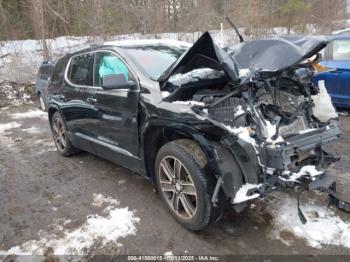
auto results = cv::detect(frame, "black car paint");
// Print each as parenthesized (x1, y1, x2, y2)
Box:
(226, 35, 329, 72)
(47, 33, 342, 213)
(159, 32, 239, 87)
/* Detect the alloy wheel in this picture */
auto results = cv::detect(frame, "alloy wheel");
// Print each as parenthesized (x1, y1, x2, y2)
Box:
(52, 117, 66, 152)
(159, 156, 197, 220)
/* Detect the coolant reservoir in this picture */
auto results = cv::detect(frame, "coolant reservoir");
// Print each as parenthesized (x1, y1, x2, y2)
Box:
(312, 80, 338, 122)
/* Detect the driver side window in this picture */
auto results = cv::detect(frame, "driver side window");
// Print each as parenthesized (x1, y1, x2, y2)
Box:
(93, 52, 135, 87)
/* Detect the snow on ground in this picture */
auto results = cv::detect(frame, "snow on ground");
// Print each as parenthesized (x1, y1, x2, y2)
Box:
(21, 126, 42, 134)
(0, 121, 21, 133)
(233, 183, 262, 204)
(10, 109, 47, 119)
(0, 26, 332, 82)
(0, 81, 35, 107)
(270, 195, 350, 249)
(164, 251, 174, 258)
(92, 193, 119, 207)
(0, 194, 140, 256)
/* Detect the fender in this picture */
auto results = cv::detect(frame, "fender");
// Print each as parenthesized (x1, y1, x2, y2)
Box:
(141, 118, 246, 203)
(141, 118, 224, 179)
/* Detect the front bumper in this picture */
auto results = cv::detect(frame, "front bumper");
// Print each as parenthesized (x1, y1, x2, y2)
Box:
(260, 124, 342, 170)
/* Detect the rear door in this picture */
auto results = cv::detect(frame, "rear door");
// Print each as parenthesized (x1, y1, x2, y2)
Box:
(60, 52, 94, 150)
(85, 50, 140, 159)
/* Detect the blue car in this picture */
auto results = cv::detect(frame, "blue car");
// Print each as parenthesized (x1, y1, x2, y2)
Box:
(313, 35, 350, 108)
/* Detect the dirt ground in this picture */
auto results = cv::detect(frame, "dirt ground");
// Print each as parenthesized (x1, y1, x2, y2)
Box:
(1, 104, 350, 258)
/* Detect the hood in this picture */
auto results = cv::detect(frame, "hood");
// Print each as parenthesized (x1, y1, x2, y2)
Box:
(227, 36, 329, 72)
(159, 32, 239, 88)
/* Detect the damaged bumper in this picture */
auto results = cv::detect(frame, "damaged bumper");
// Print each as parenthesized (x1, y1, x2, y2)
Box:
(211, 123, 345, 215)
(260, 124, 342, 170)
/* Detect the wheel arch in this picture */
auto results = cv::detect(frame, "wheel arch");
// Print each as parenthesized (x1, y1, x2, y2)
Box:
(48, 104, 61, 127)
(141, 121, 222, 183)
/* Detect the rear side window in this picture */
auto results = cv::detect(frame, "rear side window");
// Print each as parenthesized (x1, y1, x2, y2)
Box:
(332, 39, 350, 60)
(68, 53, 94, 86)
(51, 58, 66, 82)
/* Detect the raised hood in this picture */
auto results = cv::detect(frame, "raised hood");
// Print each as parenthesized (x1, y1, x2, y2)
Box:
(159, 32, 239, 88)
(228, 36, 329, 72)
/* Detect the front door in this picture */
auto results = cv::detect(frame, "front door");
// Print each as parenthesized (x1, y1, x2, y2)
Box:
(86, 51, 140, 160)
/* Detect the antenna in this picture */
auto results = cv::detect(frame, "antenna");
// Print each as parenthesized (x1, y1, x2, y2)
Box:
(225, 16, 244, 43)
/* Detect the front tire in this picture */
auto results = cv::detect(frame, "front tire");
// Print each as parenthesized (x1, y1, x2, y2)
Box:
(51, 111, 77, 156)
(155, 139, 215, 231)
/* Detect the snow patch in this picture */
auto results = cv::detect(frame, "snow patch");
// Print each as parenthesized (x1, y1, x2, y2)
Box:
(164, 251, 174, 256)
(0, 121, 21, 133)
(299, 128, 317, 134)
(92, 193, 119, 207)
(270, 196, 350, 249)
(0, 194, 140, 256)
(21, 126, 42, 134)
(118, 180, 127, 186)
(234, 105, 245, 117)
(280, 165, 323, 182)
(263, 120, 284, 143)
(10, 110, 47, 119)
(173, 101, 205, 106)
(239, 68, 251, 78)
(168, 68, 225, 86)
(223, 125, 256, 146)
(233, 183, 262, 204)
(161, 91, 171, 98)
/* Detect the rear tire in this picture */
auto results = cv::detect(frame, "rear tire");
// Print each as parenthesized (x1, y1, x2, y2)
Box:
(155, 139, 216, 231)
(51, 111, 77, 156)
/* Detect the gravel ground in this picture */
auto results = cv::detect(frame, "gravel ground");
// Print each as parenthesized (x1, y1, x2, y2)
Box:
(0, 104, 350, 260)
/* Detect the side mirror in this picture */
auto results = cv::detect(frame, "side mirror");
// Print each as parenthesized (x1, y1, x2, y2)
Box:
(102, 74, 136, 90)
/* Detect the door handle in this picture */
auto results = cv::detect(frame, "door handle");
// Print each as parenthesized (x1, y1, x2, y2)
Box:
(87, 97, 97, 104)
(57, 95, 65, 101)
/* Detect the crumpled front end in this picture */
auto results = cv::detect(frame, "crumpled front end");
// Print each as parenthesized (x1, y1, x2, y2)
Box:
(160, 32, 346, 215)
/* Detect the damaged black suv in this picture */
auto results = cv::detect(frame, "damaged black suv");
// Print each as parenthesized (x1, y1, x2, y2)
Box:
(47, 32, 344, 231)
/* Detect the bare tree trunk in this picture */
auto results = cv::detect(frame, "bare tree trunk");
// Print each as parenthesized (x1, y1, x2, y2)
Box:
(31, 0, 50, 60)
(0, 0, 9, 39)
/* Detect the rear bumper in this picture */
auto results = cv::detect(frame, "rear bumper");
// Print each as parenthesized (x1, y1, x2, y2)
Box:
(260, 124, 342, 170)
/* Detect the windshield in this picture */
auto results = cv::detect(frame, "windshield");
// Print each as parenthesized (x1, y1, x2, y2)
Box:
(121, 45, 187, 80)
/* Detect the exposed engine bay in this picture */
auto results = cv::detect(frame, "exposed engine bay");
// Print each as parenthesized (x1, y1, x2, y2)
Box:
(159, 32, 348, 219)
